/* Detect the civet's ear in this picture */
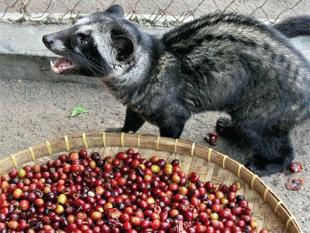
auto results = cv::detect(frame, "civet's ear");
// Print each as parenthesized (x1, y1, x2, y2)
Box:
(111, 32, 135, 62)
(105, 5, 124, 17)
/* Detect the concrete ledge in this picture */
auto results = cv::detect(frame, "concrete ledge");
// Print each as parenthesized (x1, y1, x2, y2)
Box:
(0, 23, 168, 57)
(0, 22, 309, 84)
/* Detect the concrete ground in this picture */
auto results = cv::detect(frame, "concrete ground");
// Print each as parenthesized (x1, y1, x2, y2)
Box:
(0, 22, 309, 232)
(0, 78, 309, 232)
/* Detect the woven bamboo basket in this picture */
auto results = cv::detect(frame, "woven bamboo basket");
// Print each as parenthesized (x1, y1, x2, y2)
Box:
(0, 132, 301, 232)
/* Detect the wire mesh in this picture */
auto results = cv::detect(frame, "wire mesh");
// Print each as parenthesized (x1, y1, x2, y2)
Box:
(0, 0, 309, 26)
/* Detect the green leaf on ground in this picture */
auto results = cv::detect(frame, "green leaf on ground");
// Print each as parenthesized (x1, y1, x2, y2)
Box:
(69, 105, 88, 117)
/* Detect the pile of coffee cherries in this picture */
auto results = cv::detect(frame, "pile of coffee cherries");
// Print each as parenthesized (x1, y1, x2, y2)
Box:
(0, 148, 269, 233)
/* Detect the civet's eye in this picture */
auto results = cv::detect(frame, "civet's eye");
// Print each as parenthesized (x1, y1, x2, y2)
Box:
(76, 34, 90, 47)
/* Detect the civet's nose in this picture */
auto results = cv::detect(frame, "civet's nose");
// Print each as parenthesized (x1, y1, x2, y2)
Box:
(42, 34, 55, 47)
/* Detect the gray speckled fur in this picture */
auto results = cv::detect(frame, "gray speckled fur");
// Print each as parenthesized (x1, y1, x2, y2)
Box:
(43, 5, 310, 175)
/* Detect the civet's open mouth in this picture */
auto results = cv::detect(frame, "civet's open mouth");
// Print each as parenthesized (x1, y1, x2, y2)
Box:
(50, 57, 76, 74)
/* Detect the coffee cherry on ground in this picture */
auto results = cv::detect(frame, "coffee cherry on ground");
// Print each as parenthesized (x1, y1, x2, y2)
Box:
(206, 133, 219, 146)
(285, 178, 304, 191)
(288, 162, 303, 173)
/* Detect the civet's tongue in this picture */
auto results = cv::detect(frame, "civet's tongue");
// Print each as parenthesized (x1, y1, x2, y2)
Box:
(50, 58, 75, 74)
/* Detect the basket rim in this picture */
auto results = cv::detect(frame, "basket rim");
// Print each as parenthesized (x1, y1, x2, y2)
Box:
(1, 132, 301, 233)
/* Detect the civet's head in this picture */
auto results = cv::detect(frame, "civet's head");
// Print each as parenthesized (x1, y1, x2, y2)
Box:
(43, 5, 146, 77)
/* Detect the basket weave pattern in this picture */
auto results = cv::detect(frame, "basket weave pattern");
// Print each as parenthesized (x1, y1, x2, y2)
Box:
(0, 132, 301, 233)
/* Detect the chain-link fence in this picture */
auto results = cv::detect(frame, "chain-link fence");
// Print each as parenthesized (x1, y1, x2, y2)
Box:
(0, 0, 309, 26)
